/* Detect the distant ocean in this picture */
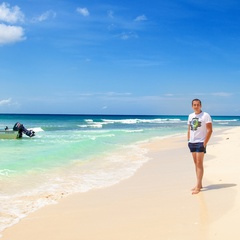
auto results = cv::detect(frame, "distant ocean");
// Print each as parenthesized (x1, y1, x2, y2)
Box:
(0, 114, 239, 235)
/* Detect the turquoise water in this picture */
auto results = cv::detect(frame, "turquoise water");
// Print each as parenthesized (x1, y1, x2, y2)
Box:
(0, 114, 239, 234)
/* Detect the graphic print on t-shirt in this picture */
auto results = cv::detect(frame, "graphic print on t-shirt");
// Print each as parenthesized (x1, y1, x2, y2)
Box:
(190, 117, 202, 131)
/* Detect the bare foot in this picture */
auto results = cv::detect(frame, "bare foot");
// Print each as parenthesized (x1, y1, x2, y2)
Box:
(192, 188, 201, 194)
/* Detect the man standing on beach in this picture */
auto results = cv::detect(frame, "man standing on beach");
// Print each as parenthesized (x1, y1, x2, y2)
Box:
(187, 99, 213, 194)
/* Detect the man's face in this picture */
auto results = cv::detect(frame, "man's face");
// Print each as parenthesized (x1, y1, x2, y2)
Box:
(192, 100, 201, 113)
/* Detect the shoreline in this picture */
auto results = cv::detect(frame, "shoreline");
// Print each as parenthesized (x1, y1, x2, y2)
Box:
(2, 127, 240, 239)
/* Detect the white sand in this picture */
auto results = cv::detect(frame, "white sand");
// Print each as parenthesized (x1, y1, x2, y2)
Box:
(1, 127, 240, 240)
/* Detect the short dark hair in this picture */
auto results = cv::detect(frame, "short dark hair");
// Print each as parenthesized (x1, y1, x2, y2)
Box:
(192, 99, 202, 106)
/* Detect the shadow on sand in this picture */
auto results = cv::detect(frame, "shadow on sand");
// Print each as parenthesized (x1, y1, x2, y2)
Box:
(202, 183, 237, 191)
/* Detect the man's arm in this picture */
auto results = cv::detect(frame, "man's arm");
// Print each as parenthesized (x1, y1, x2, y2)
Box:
(204, 122, 213, 147)
(187, 125, 191, 141)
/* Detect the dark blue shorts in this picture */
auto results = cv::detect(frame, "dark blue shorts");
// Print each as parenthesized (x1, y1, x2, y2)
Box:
(188, 142, 206, 153)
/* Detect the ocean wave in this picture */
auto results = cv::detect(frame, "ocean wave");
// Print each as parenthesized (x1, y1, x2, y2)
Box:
(78, 124, 88, 128)
(30, 127, 44, 132)
(101, 118, 183, 124)
(0, 142, 150, 235)
(124, 129, 144, 133)
(0, 169, 16, 176)
(213, 119, 238, 122)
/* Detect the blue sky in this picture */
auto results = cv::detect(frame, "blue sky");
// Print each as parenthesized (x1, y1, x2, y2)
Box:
(0, 0, 240, 115)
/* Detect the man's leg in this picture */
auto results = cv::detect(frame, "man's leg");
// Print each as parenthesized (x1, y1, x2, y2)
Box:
(192, 152, 204, 194)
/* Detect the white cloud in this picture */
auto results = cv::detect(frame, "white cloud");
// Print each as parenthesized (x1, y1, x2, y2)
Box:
(118, 32, 138, 40)
(105, 92, 132, 96)
(76, 7, 89, 17)
(33, 10, 56, 22)
(0, 3, 25, 45)
(0, 2, 24, 23)
(107, 10, 114, 18)
(134, 15, 147, 22)
(0, 98, 12, 106)
(0, 23, 25, 45)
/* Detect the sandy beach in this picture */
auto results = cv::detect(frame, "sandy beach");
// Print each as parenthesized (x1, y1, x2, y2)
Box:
(1, 127, 240, 240)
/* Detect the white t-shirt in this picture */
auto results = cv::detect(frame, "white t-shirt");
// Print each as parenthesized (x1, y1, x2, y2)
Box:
(188, 111, 212, 143)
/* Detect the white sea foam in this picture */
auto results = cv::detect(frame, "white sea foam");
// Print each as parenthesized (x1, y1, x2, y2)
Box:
(101, 118, 183, 124)
(213, 119, 238, 122)
(85, 119, 93, 123)
(78, 124, 88, 128)
(78, 118, 185, 130)
(0, 169, 15, 176)
(0, 142, 150, 235)
(88, 124, 103, 128)
(125, 129, 144, 133)
(30, 127, 44, 132)
(102, 119, 139, 124)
